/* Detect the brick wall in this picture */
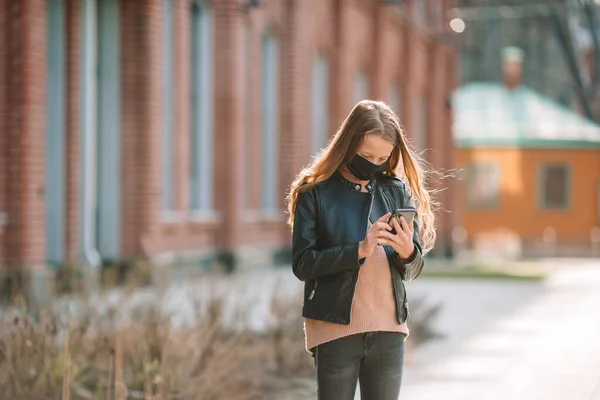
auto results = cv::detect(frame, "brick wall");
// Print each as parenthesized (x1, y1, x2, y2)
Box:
(0, 0, 6, 267)
(120, 0, 162, 257)
(2, 0, 47, 269)
(0, 0, 459, 270)
(213, 0, 239, 250)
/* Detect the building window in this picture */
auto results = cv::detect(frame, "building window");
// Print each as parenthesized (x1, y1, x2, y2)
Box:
(162, 0, 175, 212)
(414, 95, 428, 150)
(540, 164, 570, 209)
(190, 2, 214, 212)
(412, 0, 427, 25)
(312, 52, 329, 154)
(468, 164, 501, 209)
(388, 85, 402, 116)
(261, 31, 280, 212)
(354, 71, 369, 104)
(431, 0, 444, 24)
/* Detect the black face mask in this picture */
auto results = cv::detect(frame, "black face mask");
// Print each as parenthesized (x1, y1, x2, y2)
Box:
(347, 154, 386, 181)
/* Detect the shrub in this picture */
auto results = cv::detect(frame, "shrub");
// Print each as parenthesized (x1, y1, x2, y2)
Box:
(0, 271, 442, 399)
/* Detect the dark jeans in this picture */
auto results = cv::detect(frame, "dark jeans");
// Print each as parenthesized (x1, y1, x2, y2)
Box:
(312, 331, 406, 400)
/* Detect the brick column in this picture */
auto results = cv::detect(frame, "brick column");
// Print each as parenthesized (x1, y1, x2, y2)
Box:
(401, 22, 420, 144)
(371, 3, 387, 100)
(65, 0, 82, 262)
(429, 44, 448, 255)
(120, 0, 162, 258)
(0, 0, 6, 267)
(213, 1, 244, 252)
(332, 0, 352, 126)
(3, 0, 47, 269)
(279, 0, 312, 246)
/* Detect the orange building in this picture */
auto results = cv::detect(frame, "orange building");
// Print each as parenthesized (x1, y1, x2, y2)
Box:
(453, 81, 600, 258)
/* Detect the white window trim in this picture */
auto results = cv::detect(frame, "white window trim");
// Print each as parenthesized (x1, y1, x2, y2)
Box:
(415, 95, 428, 150)
(162, 0, 175, 214)
(312, 52, 329, 154)
(261, 31, 280, 213)
(191, 3, 215, 213)
(354, 70, 370, 104)
(388, 85, 402, 115)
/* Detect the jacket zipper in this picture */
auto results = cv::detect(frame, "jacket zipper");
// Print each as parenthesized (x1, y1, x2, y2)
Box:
(403, 279, 410, 321)
(309, 281, 318, 300)
(390, 274, 401, 322)
(348, 190, 374, 317)
(382, 186, 411, 323)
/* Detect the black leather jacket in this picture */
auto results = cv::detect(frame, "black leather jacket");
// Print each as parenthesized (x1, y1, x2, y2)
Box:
(291, 170, 425, 326)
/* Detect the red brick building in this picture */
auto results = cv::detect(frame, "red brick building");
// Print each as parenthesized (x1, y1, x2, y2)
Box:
(0, 0, 459, 273)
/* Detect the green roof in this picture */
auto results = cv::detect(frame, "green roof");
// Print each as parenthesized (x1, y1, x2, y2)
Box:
(452, 83, 600, 148)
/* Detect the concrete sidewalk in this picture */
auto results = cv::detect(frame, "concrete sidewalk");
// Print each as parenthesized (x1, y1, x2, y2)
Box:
(398, 260, 600, 400)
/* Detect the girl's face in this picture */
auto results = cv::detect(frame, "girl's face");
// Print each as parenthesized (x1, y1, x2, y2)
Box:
(356, 133, 395, 166)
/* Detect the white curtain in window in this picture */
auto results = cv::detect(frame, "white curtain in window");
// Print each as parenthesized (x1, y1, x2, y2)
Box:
(261, 32, 280, 211)
(312, 53, 329, 154)
(191, 3, 214, 211)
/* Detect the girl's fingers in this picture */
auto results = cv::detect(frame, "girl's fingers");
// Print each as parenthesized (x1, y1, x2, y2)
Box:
(377, 230, 392, 239)
(377, 212, 392, 223)
(378, 230, 403, 244)
(391, 217, 402, 235)
(408, 218, 415, 234)
(399, 216, 409, 233)
(375, 221, 392, 231)
(399, 217, 414, 241)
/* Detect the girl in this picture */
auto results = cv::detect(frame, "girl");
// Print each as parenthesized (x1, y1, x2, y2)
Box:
(287, 100, 436, 400)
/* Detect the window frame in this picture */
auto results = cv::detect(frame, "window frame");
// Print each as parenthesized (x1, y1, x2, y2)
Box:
(467, 163, 502, 210)
(312, 51, 329, 155)
(261, 30, 280, 213)
(388, 84, 402, 115)
(354, 70, 370, 104)
(538, 163, 571, 210)
(162, 0, 176, 214)
(414, 94, 429, 150)
(190, 1, 215, 214)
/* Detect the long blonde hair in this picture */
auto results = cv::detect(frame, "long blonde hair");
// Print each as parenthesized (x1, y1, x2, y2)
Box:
(286, 100, 437, 254)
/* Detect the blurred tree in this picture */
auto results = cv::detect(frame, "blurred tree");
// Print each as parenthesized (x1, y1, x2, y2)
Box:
(455, 0, 599, 115)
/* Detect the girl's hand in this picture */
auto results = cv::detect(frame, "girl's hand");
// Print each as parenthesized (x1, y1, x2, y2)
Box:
(358, 213, 391, 259)
(377, 216, 415, 260)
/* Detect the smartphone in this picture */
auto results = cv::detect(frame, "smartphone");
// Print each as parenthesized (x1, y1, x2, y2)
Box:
(388, 208, 416, 235)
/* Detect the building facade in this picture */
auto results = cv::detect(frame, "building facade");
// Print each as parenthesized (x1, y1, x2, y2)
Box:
(454, 81, 600, 258)
(0, 0, 458, 273)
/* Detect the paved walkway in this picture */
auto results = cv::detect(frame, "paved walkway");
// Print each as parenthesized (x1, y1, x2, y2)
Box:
(59, 258, 600, 399)
(396, 259, 600, 400)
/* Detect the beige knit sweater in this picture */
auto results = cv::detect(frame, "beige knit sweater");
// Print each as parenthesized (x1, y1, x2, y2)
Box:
(304, 244, 410, 351)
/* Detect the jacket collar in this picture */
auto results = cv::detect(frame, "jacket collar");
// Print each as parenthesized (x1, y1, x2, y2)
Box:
(333, 169, 376, 193)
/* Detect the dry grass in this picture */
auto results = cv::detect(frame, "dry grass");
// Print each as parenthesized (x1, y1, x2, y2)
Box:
(0, 278, 312, 400)
(267, 282, 314, 379)
(0, 297, 269, 400)
(0, 272, 441, 399)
